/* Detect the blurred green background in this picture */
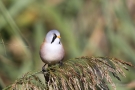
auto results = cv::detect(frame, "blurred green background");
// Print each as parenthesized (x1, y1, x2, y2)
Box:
(0, 0, 135, 90)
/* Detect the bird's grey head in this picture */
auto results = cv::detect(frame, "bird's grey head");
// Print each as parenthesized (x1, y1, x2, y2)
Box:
(45, 30, 61, 44)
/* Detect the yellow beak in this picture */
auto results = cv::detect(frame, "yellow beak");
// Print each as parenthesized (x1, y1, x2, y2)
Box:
(57, 35, 61, 38)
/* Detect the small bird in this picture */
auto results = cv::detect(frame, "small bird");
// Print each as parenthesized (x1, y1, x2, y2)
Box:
(40, 30, 65, 71)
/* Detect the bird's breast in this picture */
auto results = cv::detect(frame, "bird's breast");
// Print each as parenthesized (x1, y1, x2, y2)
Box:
(40, 42, 64, 64)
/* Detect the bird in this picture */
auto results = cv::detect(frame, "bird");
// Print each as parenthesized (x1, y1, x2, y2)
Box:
(40, 30, 65, 72)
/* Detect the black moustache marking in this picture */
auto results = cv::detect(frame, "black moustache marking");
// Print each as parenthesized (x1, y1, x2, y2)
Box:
(51, 34, 57, 44)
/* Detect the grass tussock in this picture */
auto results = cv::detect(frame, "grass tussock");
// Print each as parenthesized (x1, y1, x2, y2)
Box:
(3, 72, 46, 90)
(4, 56, 134, 90)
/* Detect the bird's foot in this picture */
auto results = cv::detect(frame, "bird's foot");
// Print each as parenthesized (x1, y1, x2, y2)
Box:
(42, 64, 47, 72)
(59, 61, 63, 67)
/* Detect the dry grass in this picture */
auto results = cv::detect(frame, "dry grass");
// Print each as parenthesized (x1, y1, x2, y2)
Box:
(4, 56, 134, 90)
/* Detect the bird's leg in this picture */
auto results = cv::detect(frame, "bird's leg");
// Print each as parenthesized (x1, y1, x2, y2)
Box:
(42, 64, 49, 89)
(42, 64, 47, 72)
(59, 60, 63, 67)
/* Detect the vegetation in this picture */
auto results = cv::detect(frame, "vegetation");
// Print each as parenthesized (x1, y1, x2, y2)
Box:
(0, 0, 135, 90)
(3, 56, 134, 90)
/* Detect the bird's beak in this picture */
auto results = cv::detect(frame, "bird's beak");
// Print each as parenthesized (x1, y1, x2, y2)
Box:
(57, 36, 61, 38)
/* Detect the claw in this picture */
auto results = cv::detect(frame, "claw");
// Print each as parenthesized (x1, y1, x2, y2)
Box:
(42, 64, 47, 72)
(59, 61, 63, 67)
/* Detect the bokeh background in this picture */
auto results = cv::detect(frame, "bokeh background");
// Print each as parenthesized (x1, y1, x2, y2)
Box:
(0, 0, 135, 90)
